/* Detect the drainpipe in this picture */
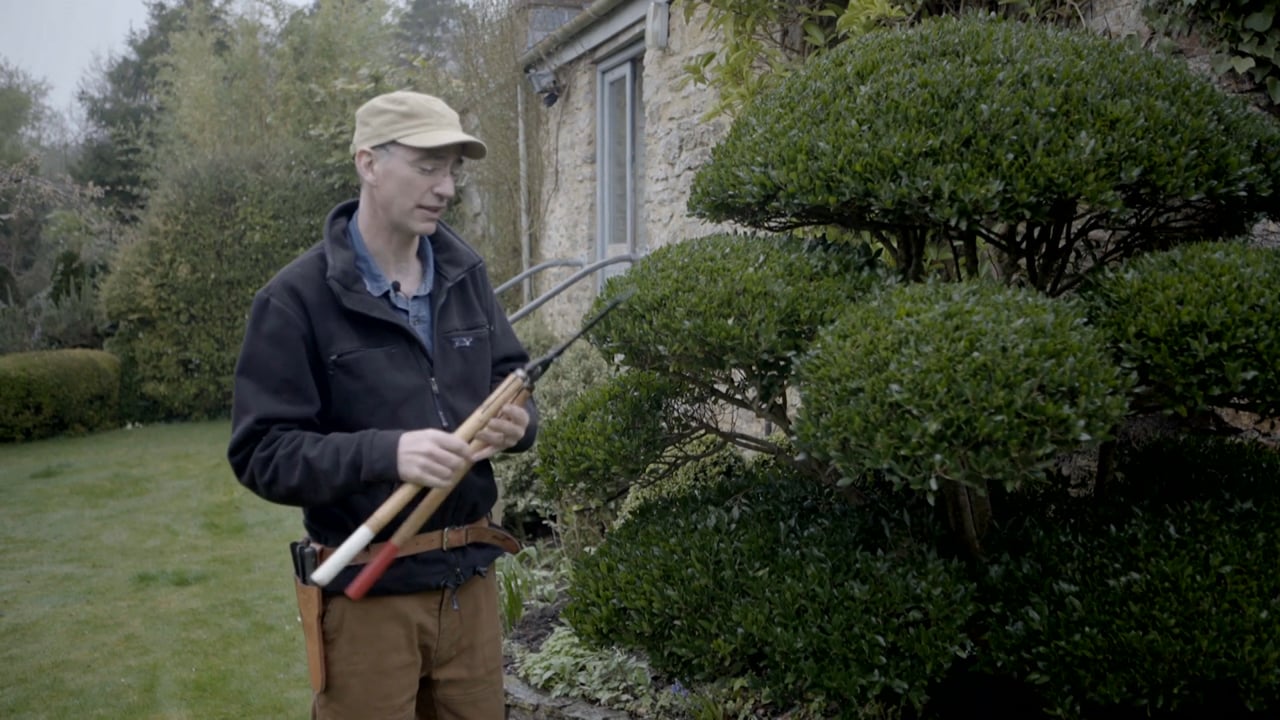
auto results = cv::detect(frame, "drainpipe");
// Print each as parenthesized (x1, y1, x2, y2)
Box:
(517, 80, 531, 307)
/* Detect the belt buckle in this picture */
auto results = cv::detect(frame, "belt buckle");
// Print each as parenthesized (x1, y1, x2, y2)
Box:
(442, 526, 456, 551)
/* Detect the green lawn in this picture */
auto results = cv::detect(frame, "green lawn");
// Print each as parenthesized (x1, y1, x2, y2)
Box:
(0, 421, 311, 719)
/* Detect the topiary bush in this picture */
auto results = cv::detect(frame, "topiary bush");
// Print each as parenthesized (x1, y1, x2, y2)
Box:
(494, 325, 614, 538)
(537, 232, 882, 515)
(614, 435, 747, 526)
(0, 349, 120, 441)
(536, 368, 710, 511)
(589, 234, 881, 416)
(980, 436, 1280, 717)
(578, 233, 881, 460)
(101, 146, 344, 420)
(796, 281, 1130, 497)
(1083, 241, 1280, 418)
(566, 460, 978, 714)
(688, 14, 1280, 294)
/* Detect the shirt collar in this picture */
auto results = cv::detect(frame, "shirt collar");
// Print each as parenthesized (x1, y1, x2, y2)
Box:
(347, 210, 435, 298)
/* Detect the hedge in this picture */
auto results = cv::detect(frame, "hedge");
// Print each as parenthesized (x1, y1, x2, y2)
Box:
(981, 437, 1280, 717)
(101, 145, 344, 420)
(0, 349, 120, 441)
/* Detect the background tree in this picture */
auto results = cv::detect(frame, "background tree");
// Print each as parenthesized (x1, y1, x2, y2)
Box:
(0, 59, 50, 166)
(397, 0, 468, 76)
(450, 0, 538, 298)
(100, 0, 418, 419)
(0, 58, 112, 355)
(73, 0, 230, 222)
(0, 59, 54, 300)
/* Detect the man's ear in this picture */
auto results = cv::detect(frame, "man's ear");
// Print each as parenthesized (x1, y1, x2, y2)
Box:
(354, 148, 378, 186)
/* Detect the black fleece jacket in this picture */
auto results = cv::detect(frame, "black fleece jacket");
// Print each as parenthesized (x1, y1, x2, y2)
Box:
(228, 199, 537, 595)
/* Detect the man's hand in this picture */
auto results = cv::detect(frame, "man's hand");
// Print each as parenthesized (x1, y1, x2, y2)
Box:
(396, 404, 529, 487)
(471, 403, 530, 462)
(396, 428, 475, 488)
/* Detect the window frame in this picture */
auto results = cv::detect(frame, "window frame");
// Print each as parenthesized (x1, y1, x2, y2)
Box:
(595, 42, 645, 291)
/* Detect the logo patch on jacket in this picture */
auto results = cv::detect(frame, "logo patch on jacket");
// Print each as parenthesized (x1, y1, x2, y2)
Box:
(451, 335, 476, 349)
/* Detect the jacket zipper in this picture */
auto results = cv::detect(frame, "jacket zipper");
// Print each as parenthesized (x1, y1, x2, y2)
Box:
(429, 376, 449, 429)
(426, 269, 455, 430)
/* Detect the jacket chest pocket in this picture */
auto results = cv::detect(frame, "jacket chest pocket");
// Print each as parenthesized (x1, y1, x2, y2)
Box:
(437, 326, 493, 407)
(326, 345, 421, 429)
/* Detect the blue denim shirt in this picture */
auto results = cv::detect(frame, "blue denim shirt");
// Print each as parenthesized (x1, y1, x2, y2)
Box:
(347, 211, 435, 355)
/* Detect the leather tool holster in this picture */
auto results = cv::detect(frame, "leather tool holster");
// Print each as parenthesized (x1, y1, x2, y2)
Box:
(290, 540, 326, 693)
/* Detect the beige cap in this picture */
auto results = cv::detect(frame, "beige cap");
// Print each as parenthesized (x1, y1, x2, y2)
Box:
(350, 91, 487, 159)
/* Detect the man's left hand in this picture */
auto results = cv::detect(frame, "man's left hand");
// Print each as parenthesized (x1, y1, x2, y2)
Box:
(472, 403, 529, 461)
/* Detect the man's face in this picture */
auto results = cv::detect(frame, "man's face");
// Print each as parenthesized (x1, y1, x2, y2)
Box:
(365, 143, 465, 238)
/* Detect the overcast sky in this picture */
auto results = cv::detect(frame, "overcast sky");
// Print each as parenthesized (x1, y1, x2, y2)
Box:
(0, 0, 155, 115)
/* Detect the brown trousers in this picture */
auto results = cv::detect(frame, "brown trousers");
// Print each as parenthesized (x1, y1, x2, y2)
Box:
(312, 571, 504, 720)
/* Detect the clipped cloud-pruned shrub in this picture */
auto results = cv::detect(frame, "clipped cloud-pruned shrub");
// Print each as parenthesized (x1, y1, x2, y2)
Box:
(796, 282, 1130, 495)
(689, 14, 1280, 294)
(0, 349, 120, 441)
(495, 329, 614, 537)
(102, 146, 343, 420)
(588, 233, 882, 419)
(566, 461, 977, 714)
(614, 436, 746, 526)
(1083, 241, 1280, 418)
(981, 436, 1280, 717)
(536, 369, 710, 509)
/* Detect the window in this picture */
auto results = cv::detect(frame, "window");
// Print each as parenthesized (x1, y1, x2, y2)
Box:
(596, 45, 643, 289)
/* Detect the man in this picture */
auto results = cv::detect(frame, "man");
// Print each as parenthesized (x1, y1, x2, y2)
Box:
(228, 90, 536, 720)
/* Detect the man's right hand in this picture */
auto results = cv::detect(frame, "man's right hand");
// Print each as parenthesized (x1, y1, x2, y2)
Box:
(396, 429, 474, 489)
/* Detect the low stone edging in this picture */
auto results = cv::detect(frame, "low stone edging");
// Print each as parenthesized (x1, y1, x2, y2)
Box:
(505, 674, 631, 720)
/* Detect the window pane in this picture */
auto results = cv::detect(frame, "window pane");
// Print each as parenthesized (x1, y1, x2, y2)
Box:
(604, 72, 629, 254)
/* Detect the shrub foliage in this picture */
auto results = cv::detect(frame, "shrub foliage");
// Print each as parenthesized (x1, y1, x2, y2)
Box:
(796, 282, 1130, 495)
(982, 437, 1280, 717)
(589, 232, 879, 449)
(536, 369, 710, 508)
(1084, 241, 1280, 417)
(566, 462, 978, 714)
(688, 15, 1280, 294)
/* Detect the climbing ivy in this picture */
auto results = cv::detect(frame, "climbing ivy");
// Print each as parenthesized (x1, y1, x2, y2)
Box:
(680, 0, 1091, 118)
(1144, 0, 1280, 110)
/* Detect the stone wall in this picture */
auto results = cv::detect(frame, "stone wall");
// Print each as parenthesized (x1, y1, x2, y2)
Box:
(637, 4, 734, 252)
(1085, 0, 1148, 39)
(525, 52, 601, 335)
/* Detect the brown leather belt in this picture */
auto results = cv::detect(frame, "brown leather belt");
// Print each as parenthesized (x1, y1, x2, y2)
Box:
(314, 517, 521, 567)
